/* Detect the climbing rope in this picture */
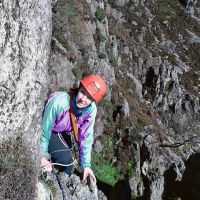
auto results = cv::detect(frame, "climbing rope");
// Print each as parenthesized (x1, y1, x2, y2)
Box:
(52, 168, 68, 200)
(42, 132, 78, 168)
(41, 132, 78, 200)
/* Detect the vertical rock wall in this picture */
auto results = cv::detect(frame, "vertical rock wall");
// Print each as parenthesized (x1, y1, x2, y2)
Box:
(0, 0, 51, 150)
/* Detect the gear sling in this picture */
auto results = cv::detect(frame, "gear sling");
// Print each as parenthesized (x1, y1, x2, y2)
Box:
(48, 95, 79, 175)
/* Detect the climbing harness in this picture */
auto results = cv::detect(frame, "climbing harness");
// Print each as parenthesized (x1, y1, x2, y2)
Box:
(42, 132, 77, 200)
(42, 132, 77, 168)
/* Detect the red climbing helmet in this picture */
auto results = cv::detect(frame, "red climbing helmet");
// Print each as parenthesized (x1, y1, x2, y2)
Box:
(81, 75, 106, 102)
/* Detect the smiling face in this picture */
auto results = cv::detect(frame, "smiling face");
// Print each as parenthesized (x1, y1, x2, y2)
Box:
(76, 86, 94, 108)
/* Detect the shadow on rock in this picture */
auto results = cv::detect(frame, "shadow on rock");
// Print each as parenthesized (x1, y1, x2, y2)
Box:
(163, 153, 200, 200)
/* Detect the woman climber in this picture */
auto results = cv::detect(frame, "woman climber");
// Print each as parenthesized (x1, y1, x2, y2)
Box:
(40, 75, 106, 183)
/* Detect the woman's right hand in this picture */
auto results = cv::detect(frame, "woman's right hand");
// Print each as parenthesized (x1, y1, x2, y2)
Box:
(83, 167, 96, 184)
(41, 157, 52, 172)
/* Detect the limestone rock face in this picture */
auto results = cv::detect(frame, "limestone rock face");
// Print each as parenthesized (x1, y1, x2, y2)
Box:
(48, 38, 76, 93)
(0, 0, 52, 148)
(48, 1, 200, 199)
(2, 0, 200, 199)
(36, 180, 52, 200)
(38, 172, 107, 200)
(114, 0, 129, 7)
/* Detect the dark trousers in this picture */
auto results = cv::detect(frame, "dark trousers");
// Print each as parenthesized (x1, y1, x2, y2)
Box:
(48, 132, 74, 175)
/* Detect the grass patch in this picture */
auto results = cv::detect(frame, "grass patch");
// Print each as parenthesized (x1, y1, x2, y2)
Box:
(59, 4, 78, 24)
(152, 0, 200, 40)
(92, 153, 120, 186)
(52, 31, 70, 50)
(53, 0, 92, 51)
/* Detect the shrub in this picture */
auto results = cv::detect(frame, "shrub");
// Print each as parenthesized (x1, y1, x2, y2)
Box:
(95, 9, 106, 22)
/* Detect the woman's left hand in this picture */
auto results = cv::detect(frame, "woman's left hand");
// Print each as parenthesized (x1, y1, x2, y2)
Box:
(83, 167, 96, 183)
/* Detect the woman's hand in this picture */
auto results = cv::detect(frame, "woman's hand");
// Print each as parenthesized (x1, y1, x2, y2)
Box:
(83, 167, 96, 183)
(41, 157, 52, 172)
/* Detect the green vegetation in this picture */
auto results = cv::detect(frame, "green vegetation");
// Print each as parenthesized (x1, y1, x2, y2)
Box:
(144, 32, 156, 46)
(153, 0, 200, 39)
(121, 155, 136, 177)
(153, 0, 180, 24)
(108, 53, 118, 66)
(95, 9, 106, 22)
(76, 62, 85, 69)
(98, 52, 107, 59)
(92, 153, 120, 186)
(123, 3, 149, 29)
(52, 2, 78, 50)
(99, 99, 114, 111)
(180, 71, 200, 97)
(67, 7, 77, 23)
(93, 31, 107, 44)
(165, 79, 174, 91)
(156, 1, 175, 20)
(149, 0, 200, 72)
(52, 32, 70, 50)
(72, 62, 91, 79)
(59, 2, 78, 24)
(185, 44, 200, 71)
(104, 134, 116, 153)
(53, 0, 91, 50)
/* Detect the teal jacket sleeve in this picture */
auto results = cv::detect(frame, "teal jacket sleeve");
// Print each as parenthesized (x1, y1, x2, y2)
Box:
(40, 92, 70, 156)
